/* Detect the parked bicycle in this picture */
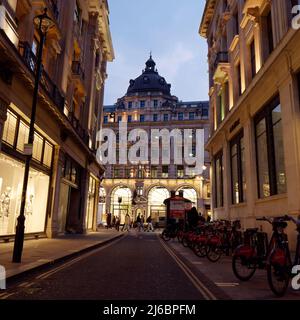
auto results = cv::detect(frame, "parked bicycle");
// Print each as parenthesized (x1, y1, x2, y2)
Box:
(205, 220, 243, 262)
(266, 215, 300, 296)
(161, 223, 180, 241)
(232, 216, 288, 282)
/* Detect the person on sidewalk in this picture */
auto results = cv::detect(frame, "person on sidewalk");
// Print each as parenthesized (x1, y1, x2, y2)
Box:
(115, 216, 120, 232)
(136, 214, 143, 232)
(146, 215, 154, 232)
(106, 213, 112, 229)
(112, 215, 116, 228)
(123, 213, 131, 232)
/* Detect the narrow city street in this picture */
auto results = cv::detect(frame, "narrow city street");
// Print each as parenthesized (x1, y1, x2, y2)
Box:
(1, 231, 299, 301)
(0, 232, 219, 300)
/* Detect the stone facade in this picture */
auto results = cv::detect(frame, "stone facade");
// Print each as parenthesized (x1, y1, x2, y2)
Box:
(200, 0, 300, 248)
(101, 57, 211, 226)
(0, 0, 114, 239)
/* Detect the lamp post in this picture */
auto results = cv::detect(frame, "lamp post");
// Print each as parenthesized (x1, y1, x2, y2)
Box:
(118, 196, 122, 219)
(12, 9, 54, 263)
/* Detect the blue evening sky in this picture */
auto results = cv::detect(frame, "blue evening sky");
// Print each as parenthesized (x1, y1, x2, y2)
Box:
(104, 0, 208, 105)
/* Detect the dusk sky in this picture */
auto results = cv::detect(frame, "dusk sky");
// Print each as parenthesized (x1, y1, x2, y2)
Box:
(104, 0, 208, 105)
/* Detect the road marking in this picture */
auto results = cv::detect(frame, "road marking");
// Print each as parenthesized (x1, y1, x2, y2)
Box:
(0, 234, 126, 300)
(0, 292, 15, 300)
(191, 261, 203, 265)
(215, 282, 239, 287)
(36, 234, 126, 280)
(159, 237, 217, 301)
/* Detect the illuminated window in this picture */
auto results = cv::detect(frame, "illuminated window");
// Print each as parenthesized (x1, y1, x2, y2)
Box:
(151, 166, 158, 178)
(33, 133, 43, 162)
(177, 165, 184, 178)
(214, 152, 224, 208)
(230, 131, 246, 204)
(255, 97, 286, 198)
(43, 142, 53, 168)
(2, 110, 17, 146)
(162, 166, 169, 178)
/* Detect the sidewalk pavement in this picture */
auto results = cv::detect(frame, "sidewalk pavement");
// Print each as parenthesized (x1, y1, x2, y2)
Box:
(0, 229, 123, 281)
(168, 239, 300, 300)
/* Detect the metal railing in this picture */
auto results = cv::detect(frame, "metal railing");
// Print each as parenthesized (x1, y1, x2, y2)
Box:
(18, 41, 65, 112)
(18, 41, 90, 147)
(49, 0, 59, 21)
(71, 61, 85, 82)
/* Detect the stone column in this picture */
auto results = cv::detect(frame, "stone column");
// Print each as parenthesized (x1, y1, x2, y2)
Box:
(0, 96, 9, 151)
(45, 146, 64, 238)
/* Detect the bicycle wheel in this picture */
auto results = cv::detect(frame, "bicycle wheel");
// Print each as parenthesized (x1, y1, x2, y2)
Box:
(182, 236, 189, 247)
(177, 231, 183, 243)
(206, 244, 222, 262)
(193, 243, 207, 257)
(267, 262, 290, 297)
(232, 256, 256, 281)
(161, 230, 171, 241)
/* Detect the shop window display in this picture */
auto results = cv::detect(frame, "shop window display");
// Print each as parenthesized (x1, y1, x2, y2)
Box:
(86, 176, 96, 230)
(0, 153, 50, 236)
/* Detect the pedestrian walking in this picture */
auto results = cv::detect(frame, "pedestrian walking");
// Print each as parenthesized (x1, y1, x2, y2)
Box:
(136, 214, 143, 232)
(123, 213, 131, 232)
(115, 216, 120, 231)
(106, 213, 112, 229)
(112, 215, 116, 228)
(146, 215, 154, 232)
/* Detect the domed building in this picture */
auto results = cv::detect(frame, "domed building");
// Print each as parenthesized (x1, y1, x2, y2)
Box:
(99, 56, 211, 226)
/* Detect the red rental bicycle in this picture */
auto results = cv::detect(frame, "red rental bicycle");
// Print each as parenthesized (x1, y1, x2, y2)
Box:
(266, 215, 300, 296)
(232, 216, 289, 282)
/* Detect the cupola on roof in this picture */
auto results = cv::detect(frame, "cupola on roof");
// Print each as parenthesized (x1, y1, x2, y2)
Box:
(127, 55, 172, 96)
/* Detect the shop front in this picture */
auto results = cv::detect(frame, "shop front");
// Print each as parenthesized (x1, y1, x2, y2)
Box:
(85, 175, 98, 231)
(0, 108, 53, 237)
(57, 154, 85, 234)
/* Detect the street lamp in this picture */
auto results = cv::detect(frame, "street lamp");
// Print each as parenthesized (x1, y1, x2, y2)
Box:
(12, 9, 54, 263)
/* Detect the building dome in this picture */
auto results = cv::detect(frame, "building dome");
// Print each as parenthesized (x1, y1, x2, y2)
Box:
(127, 55, 172, 96)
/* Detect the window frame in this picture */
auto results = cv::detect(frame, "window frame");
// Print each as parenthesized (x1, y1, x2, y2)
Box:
(254, 95, 286, 198)
(214, 151, 224, 208)
(230, 130, 245, 204)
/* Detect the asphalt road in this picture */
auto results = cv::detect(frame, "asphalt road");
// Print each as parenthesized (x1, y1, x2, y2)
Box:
(1, 232, 217, 300)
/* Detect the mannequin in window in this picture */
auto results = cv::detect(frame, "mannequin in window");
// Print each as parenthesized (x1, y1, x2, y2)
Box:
(0, 187, 11, 218)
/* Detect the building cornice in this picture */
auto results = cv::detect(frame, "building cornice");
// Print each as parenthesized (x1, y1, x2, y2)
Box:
(199, 0, 217, 38)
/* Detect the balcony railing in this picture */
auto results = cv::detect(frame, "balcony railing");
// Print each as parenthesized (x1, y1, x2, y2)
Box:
(68, 111, 89, 145)
(71, 61, 85, 82)
(48, 0, 59, 21)
(18, 41, 65, 112)
(213, 51, 228, 70)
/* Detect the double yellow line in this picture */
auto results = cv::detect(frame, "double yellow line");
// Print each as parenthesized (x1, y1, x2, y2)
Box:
(0, 234, 126, 299)
(159, 237, 217, 300)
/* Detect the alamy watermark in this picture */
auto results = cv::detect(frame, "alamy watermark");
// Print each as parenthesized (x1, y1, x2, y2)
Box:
(96, 121, 205, 176)
(0, 265, 6, 290)
(292, 5, 300, 30)
(292, 265, 300, 290)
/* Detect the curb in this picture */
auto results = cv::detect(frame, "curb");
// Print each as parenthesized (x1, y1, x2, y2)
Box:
(6, 233, 125, 284)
